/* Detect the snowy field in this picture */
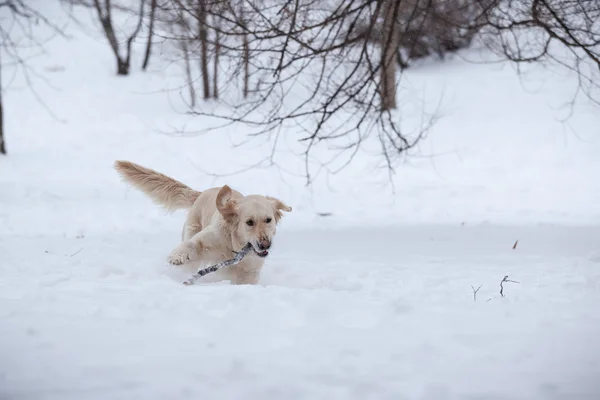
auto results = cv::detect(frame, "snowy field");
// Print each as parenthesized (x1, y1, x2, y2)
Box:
(1, 227, 600, 399)
(1, 1, 600, 399)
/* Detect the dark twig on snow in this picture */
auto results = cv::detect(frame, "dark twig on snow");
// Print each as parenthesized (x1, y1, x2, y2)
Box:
(500, 275, 519, 297)
(69, 247, 83, 257)
(471, 284, 483, 301)
(512, 240, 518, 249)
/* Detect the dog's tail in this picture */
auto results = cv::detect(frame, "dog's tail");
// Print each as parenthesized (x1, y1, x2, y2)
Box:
(114, 160, 201, 212)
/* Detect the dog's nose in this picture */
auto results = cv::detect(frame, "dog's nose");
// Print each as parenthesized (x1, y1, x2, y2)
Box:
(258, 240, 271, 251)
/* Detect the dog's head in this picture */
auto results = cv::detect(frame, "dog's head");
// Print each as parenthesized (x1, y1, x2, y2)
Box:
(216, 185, 292, 257)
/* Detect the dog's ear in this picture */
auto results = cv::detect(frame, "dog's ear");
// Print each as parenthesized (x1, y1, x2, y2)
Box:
(266, 196, 292, 222)
(217, 185, 238, 221)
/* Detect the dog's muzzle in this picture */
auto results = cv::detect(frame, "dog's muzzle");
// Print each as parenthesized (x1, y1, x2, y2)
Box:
(254, 239, 271, 258)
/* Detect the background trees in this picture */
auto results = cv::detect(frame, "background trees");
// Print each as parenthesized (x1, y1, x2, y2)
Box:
(4, 0, 599, 170)
(143, 0, 497, 180)
(480, 0, 600, 107)
(0, 0, 67, 155)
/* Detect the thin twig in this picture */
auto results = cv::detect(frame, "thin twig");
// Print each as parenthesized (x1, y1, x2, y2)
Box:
(471, 284, 483, 301)
(69, 247, 83, 257)
(500, 275, 520, 297)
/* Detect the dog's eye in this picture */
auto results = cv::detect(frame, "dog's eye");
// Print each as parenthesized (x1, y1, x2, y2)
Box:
(265, 217, 272, 223)
(246, 219, 254, 226)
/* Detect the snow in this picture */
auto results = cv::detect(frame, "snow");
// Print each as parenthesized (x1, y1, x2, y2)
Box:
(2, 227, 600, 399)
(1, 1, 600, 399)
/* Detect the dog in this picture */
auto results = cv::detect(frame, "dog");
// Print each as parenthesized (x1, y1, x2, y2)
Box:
(114, 160, 292, 285)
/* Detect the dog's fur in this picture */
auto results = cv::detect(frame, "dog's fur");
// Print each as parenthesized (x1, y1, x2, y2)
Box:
(114, 160, 292, 285)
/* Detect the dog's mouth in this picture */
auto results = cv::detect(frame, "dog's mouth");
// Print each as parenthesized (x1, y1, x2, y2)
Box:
(254, 249, 269, 258)
(250, 244, 269, 258)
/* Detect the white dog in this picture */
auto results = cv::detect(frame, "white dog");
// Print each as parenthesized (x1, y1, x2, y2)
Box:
(114, 161, 292, 284)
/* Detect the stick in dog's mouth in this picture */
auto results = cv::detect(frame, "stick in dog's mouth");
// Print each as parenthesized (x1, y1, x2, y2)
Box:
(183, 242, 268, 285)
(234, 243, 267, 258)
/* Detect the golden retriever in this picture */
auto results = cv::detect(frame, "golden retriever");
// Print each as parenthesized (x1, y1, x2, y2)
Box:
(114, 160, 292, 284)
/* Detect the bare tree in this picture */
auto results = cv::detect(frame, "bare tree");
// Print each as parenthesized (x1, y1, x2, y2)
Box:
(0, 0, 68, 155)
(181, 38, 196, 107)
(178, 17, 197, 107)
(240, 2, 249, 98)
(158, 3, 198, 106)
(380, 0, 401, 110)
(162, 0, 442, 183)
(0, 64, 5, 154)
(142, 0, 158, 70)
(0, 48, 5, 155)
(350, 0, 496, 69)
(91, 0, 146, 75)
(480, 0, 600, 107)
(165, 0, 247, 103)
(195, 0, 211, 98)
(213, 12, 220, 98)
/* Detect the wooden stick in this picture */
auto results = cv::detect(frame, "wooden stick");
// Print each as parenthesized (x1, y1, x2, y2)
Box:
(183, 243, 254, 285)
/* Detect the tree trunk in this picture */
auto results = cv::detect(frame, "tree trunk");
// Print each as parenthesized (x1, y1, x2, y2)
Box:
(117, 59, 129, 75)
(380, 0, 399, 111)
(142, 0, 157, 71)
(93, 0, 145, 76)
(240, 4, 249, 98)
(0, 93, 5, 155)
(123, 0, 145, 74)
(243, 33, 249, 98)
(0, 55, 5, 155)
(182, 38, 196, 108)
(197, 1, 211, 99)
(213, 24, 220, 99)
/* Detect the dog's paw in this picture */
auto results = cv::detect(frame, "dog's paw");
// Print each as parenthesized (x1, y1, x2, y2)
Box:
(168, 242, 199, 265)
(168, 252, 189, 265)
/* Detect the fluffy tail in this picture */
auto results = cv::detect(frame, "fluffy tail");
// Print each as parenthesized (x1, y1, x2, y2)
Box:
(114, 160, 200, 212)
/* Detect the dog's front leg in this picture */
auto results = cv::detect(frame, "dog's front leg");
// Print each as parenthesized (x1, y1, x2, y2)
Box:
(168, 227, 219, 266)
(168, 241, 201, 265)
(233, 269, 261, 285)
(231, 258, 264, 285)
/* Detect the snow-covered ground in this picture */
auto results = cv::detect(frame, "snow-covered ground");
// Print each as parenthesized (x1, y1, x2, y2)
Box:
(1, 1, 600, 399)
(1, 227, 600, 399)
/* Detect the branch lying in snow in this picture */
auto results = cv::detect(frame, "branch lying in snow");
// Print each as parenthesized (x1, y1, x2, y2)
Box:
(500, 275, 519, 297)
(69, 248, 83, 257)
(485, 275, 520, 302)
(471, 284, 483, 301)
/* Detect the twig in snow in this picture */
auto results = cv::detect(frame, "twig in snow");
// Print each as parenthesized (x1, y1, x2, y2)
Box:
(69, 248, 83, 257)
(471, 284, 483, 301)
(512, 240, 518, 249)
(500, 275, 519, 297)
